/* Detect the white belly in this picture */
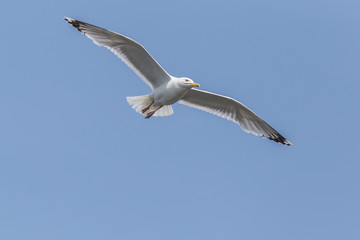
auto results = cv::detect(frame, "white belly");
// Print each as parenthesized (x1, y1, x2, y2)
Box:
(153, 82, 189, 106)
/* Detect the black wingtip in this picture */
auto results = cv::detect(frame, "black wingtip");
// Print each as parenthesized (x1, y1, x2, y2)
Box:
(268, 134, 292, 146)
(64, 17, 82, 33)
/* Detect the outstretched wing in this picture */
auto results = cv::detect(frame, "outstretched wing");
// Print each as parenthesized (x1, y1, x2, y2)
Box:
(65, 17, 171, 89)
(179, 89, 292, 145)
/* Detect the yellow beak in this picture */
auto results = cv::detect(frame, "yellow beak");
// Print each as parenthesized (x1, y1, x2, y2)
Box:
(190, 83, 200, 87)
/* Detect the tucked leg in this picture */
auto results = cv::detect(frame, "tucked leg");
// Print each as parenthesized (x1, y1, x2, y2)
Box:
(141, 100, 154, 114)
(145, 106, 163, 119)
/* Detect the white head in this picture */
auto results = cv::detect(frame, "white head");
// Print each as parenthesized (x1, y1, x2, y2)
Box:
(177, 77, 200, 88)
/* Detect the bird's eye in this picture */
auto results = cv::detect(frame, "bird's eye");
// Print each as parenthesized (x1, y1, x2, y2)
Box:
(185, 79, 189, 82)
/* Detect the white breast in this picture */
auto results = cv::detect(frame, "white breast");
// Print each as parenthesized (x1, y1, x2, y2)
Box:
(153, 78, 189, 106)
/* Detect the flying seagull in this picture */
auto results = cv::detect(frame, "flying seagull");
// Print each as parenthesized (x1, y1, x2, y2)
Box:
(64, 17, 292, 146)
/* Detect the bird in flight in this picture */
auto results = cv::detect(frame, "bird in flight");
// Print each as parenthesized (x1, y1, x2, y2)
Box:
(65, 17, 292, 146)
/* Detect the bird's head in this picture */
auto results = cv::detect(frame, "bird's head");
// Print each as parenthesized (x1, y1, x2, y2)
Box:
(179, 77, 200, 88)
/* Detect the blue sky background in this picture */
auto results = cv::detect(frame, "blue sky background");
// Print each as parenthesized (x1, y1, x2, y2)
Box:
(1, 0, 359, 239)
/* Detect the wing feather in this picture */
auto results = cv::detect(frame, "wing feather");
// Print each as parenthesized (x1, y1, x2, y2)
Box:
(179, 89, 292, 145)
(65, 17, 171, 89)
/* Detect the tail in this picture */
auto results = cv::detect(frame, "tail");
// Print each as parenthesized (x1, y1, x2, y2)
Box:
(126, 95, 173, 117)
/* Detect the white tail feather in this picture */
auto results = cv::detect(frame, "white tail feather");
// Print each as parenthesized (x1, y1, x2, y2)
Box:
(153, 105, 174, 116)
(126, 95, 173, 117)
(126, 95, 152, 114)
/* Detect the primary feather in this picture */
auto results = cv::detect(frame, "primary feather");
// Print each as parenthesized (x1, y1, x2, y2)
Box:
(179, 89, 292, 145)
(64, 17, 171, 89)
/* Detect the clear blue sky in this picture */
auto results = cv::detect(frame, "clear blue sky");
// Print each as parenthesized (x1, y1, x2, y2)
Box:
(1, 0, 359, 239)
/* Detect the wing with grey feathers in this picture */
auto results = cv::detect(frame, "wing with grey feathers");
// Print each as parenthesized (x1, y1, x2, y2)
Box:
(179, 89, 292, 145)
(65, 17, 171, 89)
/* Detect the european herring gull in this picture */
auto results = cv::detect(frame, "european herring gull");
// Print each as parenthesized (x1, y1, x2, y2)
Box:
(65, 17, 292, 146)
